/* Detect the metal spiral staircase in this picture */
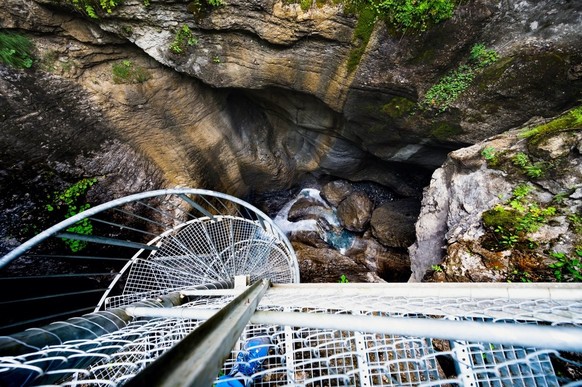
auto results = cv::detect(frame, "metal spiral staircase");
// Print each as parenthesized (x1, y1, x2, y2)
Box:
(0, 188, 581, 386)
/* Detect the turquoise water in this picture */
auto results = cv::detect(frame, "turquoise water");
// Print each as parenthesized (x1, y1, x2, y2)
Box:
(324, 229, 355, 252)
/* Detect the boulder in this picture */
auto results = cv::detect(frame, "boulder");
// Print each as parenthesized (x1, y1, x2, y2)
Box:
(293, 242, 385, 283)
(288, 196, 329, 222)
(321, 180, 354, 207)
(337, 192, 373, 232)
(371, 199, 420, 248)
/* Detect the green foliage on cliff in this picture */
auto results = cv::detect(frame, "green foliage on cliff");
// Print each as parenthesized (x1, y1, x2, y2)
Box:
(347, 5, 377, 72)
(112, 60, 151, 83)
(421, 43, 499, 112)
(0, 32, 33, 69)
(344, 0, 456, 72)
(46, 178, 97, 252)
(169, 25, 198, 55)
(344, 0, 455, 31)
(521, 105, 582, 143)
(482, 184, 556, 249)
(60, 0, 123, 19)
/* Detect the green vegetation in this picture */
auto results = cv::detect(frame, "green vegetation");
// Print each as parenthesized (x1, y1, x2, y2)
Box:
(430, 121, 462, 140)
(60, 0, 123, 19)
(482, 184, 556, 249)
(372, 0, 455, 32)
(481, 146, 498, 165)
(187, 0, 224, 18)
(431, 264, 443, 272)
(112, 60, 151, 83)
(0, 32, 33, 69)
(300, 0, 311, 11)
(169, 25, 197, 55)
(421, 65, 474, 112)
(381, 96, 415, 118)
(521, 105, 582, 143)
(338, 274, 349, 283)
(343, 0, 457, 72)
(421, 43, 499, 112)
(47, 178, 97, 252)
(469, 43, 499, 68)
(549, 250, 582, 282)
(346, 5, 376, 73)
(511, 152, 545, 179)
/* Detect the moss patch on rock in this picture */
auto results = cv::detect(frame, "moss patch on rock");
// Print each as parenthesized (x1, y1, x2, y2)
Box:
(381, 96, 415, 118)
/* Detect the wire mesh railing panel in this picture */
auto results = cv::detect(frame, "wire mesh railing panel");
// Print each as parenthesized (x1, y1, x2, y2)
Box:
(260, 284, 582, 325)
(0, 189, 299, 333)
(1, 284, 581, 385)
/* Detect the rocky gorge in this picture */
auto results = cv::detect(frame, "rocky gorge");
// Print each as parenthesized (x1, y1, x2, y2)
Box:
(1, 0, 581, 283)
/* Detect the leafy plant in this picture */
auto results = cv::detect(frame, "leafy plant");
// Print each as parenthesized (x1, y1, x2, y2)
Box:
(111, 60, 151, 83)
(207, 0, 224, 5)
(338, 274, 349, 283)
(431, 264, 443, 272)
(481, 146, 498, 165)
(421, 44, 499, 112)
(47, 178, 97, 252)
(372, 0, 455, 32)
(62, 0, 123, 19)
(169, 25, 198, 55)
(512, 152, 545, 178)
(421, 65, 475, 112)
(470, 43, 499, 68)
(549, 250, 582, 282)
(0, 32, 33, 69)
(482, 184, 556, 250)
(344, 0, 456, 72)
(507, 269, 532, 283)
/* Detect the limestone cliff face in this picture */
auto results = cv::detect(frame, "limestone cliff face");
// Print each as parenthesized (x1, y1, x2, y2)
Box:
(409, 114, 582, 282)
(3, 0, 581, 196)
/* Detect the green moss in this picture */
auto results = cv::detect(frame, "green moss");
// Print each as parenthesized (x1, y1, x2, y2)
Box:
(475, 56, 513, 92)
(430, 121, 462, 140)
(482, 184, 557, 250)
(521, 105, 582, 144)
(347, 5, 376, 73)
(381, 96, 415, 118)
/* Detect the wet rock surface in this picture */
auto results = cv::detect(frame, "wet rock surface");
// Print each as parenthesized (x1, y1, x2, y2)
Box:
(410, 119, 582, 283)
(259, 178, 414, 282)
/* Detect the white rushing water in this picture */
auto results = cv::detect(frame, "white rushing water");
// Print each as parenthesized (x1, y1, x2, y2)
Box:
(273, 188, 355, 254)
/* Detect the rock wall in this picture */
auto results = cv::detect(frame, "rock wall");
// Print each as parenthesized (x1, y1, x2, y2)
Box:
(1, 0, 581, 277)
(410, 114, 582, 282)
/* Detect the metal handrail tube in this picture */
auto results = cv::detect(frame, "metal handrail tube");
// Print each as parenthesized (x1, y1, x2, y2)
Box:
(124, 307, 582, 353)
(124, 279, 270, 387)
